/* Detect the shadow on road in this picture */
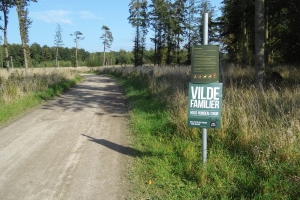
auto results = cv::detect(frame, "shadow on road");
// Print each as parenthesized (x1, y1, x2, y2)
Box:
(82, 134, 155, 158)
(41, 75, 128, 115)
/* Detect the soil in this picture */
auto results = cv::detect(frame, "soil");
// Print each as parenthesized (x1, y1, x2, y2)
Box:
(0, 74, 131, 200)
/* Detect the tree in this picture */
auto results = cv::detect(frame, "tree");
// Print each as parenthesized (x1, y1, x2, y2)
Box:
(183, 0, 198, 65)
(54, 23, 64, 67)
(9, 43, 23, 67)
(148, 0, 167, 65)
(30, 42, 41, 64)
(220, 0, 254, 66)
(173, 0, 186, 65)
(128, 0, 148, 67)
(41, 45, 52, 61)
(220, 0, 300, 66)
(0, 36, 3, 68)
(70, 31, 84, 67)
(0, 0, 15, 69)
(14, 0, 36, 76)
(116, 49, 131, 66)
(255, 0, 265, 87)
(146, 0, 217, 65)
(266, 0, 300, 64)
(100, 25, 113, 66)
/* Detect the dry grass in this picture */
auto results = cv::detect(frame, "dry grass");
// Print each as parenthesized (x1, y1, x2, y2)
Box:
(97, 65, 300, 198)
(98, 64, 300, 166)
(0, 67, 99, 79)
(0, 67, 98, 104)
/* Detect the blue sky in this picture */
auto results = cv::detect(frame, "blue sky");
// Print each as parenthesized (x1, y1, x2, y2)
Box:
(3, 0, 222, 53)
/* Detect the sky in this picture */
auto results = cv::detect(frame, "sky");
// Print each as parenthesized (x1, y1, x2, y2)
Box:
(2, 0, 223, 53)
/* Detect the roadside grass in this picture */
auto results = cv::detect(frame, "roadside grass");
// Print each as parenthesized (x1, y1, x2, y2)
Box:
(97, 66, 300, 199)
(0, 70, 82, 125)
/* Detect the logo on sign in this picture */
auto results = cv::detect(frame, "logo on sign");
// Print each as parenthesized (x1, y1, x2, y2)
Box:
(209, 118, 218, 128)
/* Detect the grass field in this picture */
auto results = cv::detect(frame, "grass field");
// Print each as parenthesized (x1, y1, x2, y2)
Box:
(97, 65, 300, 199)
(1, 65, 299, 198)
(0, 67, 90, 125)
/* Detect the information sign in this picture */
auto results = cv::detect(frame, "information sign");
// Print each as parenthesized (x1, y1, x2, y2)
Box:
(191, 45, 219, 83)
(188, 82, 223, 128)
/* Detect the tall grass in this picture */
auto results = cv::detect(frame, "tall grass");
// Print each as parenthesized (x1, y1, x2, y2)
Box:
(97, 65, 300, 199)
(0, 67, 87, 125)
(31, 60, 88, 68)
(0, 67, 101, 79)
(0, 67, 82, 103)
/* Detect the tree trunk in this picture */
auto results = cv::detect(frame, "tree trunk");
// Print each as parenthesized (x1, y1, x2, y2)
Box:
(166, 27, 172, 65)
(15, 1, 29, 76)
(136, 26, 139, 67)
(2, 6, 10, 69)
(22, 46, 28, 75)
(75, 38, 78, 67)
(10, 56, 13, 69)
(177, 33, 180, 65)
(154, 25, 157, 66)
(255, 0, 265, 88)
(242, 21, 247, 68)
(103, 35, 106, 66)
(56, 47, 58, 67)
(103, 50, 106, 66)
(265, 0, 269, 68)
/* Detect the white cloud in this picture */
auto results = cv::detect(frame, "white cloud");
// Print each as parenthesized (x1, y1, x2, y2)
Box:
(30, 10, 73, 24)
(79, 11, 103, 20)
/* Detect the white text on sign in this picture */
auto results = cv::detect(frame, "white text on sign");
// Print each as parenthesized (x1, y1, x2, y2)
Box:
(190, 86, 220, 109)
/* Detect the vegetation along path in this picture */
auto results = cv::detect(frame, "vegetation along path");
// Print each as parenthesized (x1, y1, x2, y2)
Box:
(0, 74, 130, 199)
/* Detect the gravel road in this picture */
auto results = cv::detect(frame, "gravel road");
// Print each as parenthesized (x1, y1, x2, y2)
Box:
(0, 74, 130, 200)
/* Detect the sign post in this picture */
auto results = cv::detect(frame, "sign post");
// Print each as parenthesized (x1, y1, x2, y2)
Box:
(202, 13, 209, 165)
(188, 13, 223, 165)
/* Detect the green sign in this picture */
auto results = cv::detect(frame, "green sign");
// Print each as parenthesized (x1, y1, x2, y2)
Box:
(188, 82, 223, 129)
(191, 45, 219, 83)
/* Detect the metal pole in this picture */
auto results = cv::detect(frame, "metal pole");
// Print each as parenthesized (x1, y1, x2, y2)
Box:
(202, 128, 207, 164)
(203, 13, 208, 45)
(202, 13, 209, 165)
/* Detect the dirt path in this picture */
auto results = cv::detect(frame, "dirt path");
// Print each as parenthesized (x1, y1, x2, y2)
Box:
(0, 74, 131, 200)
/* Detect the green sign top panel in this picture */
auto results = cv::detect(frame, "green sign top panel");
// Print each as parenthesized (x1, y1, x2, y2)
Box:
(191, 45, 219, 83)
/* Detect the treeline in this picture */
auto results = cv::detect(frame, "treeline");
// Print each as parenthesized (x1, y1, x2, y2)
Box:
(0, 43, 144, 68)
(128, 0, 300, 67)
(3, 1, 298, 68)
(128, 0, 218, 66)
(0, 42, 205, 68)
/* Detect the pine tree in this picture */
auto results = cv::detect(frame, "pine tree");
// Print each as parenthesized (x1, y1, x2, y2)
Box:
(128, 0, 148, 66)
(70, 31, 84, 67)
(100, 25, 113, 66)
(54, 24, 64, 67)
(148, 0, 167, 65)
(14, 0, 36, 76)
(0, 0, 14, 69)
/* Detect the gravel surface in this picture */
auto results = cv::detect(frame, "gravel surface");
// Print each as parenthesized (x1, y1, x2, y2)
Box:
(0, 74, 131, 200)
